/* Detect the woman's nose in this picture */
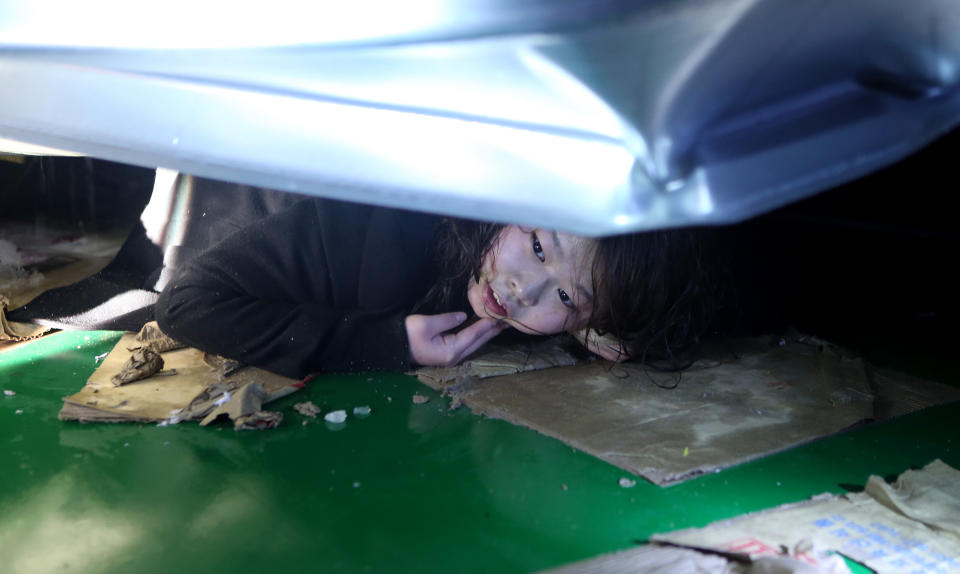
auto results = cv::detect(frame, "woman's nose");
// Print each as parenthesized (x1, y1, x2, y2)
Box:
(509, 273, 547, 306)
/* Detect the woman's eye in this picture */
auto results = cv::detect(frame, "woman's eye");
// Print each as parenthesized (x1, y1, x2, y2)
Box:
(557, 289, 574, 308)
(531, 232, 545, 262)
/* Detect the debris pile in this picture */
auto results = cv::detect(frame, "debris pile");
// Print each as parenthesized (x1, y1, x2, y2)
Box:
(60, 321, 299, 430)
(294, 401, 322, 418)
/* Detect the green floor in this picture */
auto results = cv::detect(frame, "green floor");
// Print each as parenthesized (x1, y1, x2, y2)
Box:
(1, 330, 957, 574)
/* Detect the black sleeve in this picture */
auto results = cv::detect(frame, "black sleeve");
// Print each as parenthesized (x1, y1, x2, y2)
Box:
(155, 199, 438, 378)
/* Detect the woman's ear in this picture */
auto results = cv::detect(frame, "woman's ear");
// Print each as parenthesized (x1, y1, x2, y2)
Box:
(571, 328, 629, 362)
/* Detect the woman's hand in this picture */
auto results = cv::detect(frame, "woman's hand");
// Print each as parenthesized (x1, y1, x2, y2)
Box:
(405, 312, 506, 367)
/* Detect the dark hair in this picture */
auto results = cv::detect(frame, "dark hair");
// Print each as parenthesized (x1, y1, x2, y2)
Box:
(416, 218, 504, 313)
(419, 218, 721, 365)
(588, 228, 720, 365)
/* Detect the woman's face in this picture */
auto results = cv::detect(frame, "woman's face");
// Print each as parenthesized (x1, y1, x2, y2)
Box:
(467, 225, 595, 335)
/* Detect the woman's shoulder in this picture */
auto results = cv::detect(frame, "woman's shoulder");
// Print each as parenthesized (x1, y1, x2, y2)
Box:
(298, 197, 443, 247)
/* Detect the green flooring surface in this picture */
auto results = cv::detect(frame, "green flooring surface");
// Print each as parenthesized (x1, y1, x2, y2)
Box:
(1, 330, 958, 574)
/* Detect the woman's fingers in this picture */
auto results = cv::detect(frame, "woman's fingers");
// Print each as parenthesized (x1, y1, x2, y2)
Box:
(426, 312, 468, 335)
(405, 313, 505, 366)
(447, 318, 505, 361)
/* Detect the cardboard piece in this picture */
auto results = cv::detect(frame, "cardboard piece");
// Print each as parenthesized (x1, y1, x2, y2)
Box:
(110, 348, 165, 386)
(200, 382, 268, 426)
(234, 410, 283, 430)
(416, 335, 960, 485)
(652, 460, 960, 574)
(60, 332, 302, 424)
(542, 543, 848, 574)
(131, 321, 186, 353)
(864, 459, 960, 537)
(416, 338, 579, 385)
(541, 544, 744, 574)
(1, 295, 49, 341)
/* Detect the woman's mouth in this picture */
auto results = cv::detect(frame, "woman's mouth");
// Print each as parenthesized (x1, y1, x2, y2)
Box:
(482, 282, 509, 318)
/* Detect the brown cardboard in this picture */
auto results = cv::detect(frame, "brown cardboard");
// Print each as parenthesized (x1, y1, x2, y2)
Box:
(417, 335, 960, 485)
(653, 460, 960, 574)
(60, 332, 301, 424)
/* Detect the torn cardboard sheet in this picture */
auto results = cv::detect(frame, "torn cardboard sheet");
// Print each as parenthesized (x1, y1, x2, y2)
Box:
(652, 459, 960, 574)
(541, 542, 849, 574)
(416, 338, 579, 385)
(544, 460, 960, 574)
(544, 544, 743, 574)
(199, 382, 275, 427)
(416, 335, 960, 485)
(60, 325, 301, 427)
(863, 459, 960, 537)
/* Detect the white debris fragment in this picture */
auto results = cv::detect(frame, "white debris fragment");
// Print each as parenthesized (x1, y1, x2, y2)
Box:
(14, 409, 23, 415)
(94, 351, 109, 364)
(412, 394, 430, 405)
(352, 405, 371, 417)
(618, 477, 637, 488)
(213, 391, 232, 407)
(324, 410, 347, 424)
(3, 389, 15, 397)
(157, 408, 184, 427)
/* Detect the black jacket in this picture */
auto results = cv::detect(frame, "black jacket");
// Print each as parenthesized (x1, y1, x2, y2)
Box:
(156, 198, 442, 378)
